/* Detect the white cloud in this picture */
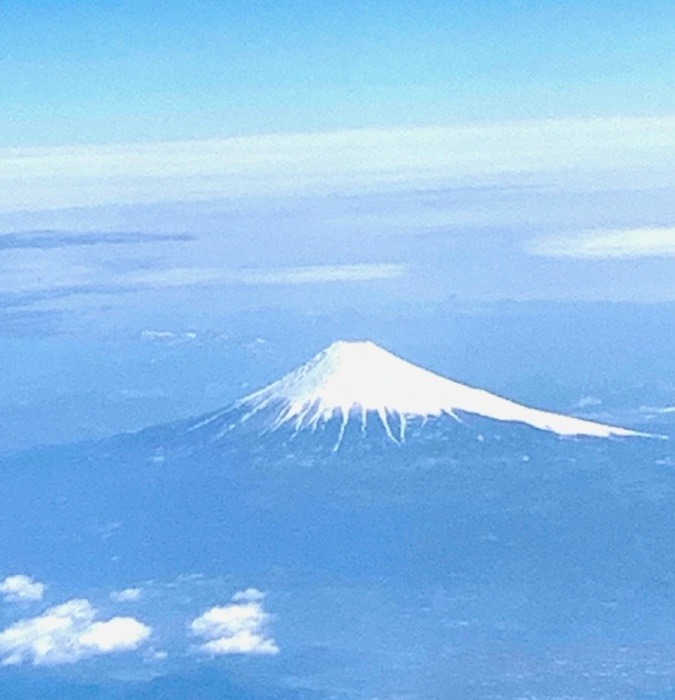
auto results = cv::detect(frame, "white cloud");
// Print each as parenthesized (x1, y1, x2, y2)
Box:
(574, 396, 603, 409)
(639, 405, 675, 415)
(0, 598, 151, 666)
(1, 117, 673, 213)
(0, 255, 405, 304)
(0, 575, 45, 603)
(240, 264, 405, 285)
(528, 228, 675, 259)
(122, 263, 405, 288)
(110, 587, 142, 603)
(231, 588, 266, 603)
(77, 616, 148, 653)
(140, 330, 198, 342)
(190, 590, 279, 657)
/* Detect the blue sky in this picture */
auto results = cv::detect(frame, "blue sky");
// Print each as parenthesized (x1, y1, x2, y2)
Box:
(0, 0, 674, 334)
(2, 0, 674, 146)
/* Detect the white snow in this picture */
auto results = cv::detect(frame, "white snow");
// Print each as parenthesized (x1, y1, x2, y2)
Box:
(230, 340, 642, 449)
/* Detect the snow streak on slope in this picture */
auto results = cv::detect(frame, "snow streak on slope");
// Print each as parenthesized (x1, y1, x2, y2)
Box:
(197, 341, 642, 449)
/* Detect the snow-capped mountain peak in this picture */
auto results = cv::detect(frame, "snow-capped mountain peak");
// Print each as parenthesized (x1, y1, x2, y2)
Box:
(192, 340, 643, 449)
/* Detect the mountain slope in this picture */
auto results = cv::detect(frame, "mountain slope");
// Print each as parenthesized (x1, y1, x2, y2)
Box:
(186, 341, 643, 449)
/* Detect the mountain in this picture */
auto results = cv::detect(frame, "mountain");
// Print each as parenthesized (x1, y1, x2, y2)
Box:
(182, 340, 642, 451)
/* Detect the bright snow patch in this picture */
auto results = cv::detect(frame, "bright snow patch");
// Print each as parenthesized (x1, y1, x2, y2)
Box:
(196, 341, 644, 449)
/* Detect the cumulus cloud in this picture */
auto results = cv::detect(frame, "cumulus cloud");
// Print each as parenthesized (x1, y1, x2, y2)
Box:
(110, 587, 143, 603)
(0, 598, 151, 666)
(527, 228, 675, 259)
(0, 575, 45, 603)
(190, 590, 279, 656)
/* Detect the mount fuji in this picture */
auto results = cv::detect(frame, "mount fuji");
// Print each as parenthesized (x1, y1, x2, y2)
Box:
(183, 340, 642, 451)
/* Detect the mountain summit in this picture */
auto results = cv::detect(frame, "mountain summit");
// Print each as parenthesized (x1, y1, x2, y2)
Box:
(189, 341, 641, 449)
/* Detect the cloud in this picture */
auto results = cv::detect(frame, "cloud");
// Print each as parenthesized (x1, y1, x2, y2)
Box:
(0, 575, 45, 603)
(527, 228, 675, 259)
(0, 309, 62, 336)
(190, 591, 279, 656)
(246, 264, 405, 284)
(0, 231, 193, 250)
(124, 263, 405, 288)
(574, 396, 603, 409)
(234, 263, 405, 285)
(2, 117, 673, 213)
(639, 405, 675, 415)
(140, 330, 198, 342)
(0, 259, 405, 315)
(0, 598, 151, 666)
(231, 588, 266, 603)
(110, 587, 143, 603)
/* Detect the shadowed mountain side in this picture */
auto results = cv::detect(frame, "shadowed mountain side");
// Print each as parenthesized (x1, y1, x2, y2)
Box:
(0, 423, 672, 592)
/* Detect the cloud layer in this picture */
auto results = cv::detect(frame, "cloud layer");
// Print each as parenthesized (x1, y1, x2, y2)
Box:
(1, 120, 673, 314)
(1, 117, 673, 213)
(0, 598, 151, 666)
